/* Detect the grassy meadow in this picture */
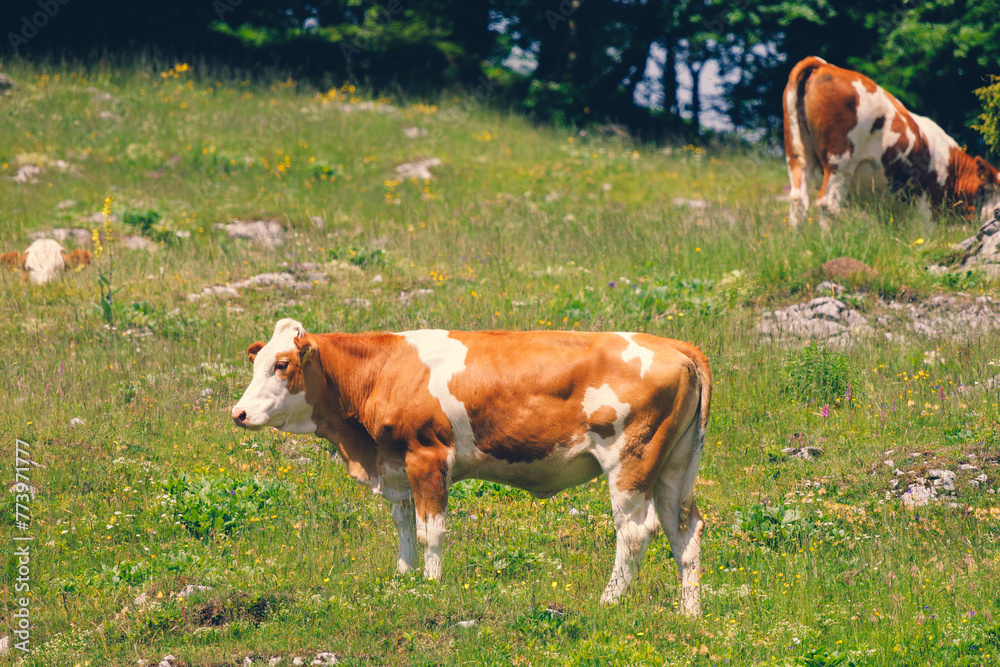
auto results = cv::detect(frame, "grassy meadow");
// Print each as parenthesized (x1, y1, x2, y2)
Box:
(3, 59, 1000, 666)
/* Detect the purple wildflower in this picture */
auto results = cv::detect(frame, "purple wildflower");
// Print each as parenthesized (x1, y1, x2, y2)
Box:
(821, 404, 831, 418)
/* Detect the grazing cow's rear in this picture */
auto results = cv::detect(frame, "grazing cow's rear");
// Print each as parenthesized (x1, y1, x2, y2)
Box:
(232, 319, 711, 614)
(783, 56, 1000, 228)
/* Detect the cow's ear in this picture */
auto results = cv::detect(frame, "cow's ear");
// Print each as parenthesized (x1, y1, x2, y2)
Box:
(975, 156, 999, 184)
(294, 335, 315, 366)
(247, 341, 265, 363)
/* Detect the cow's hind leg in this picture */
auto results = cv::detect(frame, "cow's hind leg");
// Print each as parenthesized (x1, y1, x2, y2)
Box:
(654, 420, 704, 616)
(815, 162, 856, 230)
(600, 488, 659, 604)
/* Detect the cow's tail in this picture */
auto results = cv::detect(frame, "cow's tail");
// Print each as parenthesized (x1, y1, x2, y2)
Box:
(783, 56, 826, 226)
(688, 348, 711, 460)
(668, 340, 712, 495)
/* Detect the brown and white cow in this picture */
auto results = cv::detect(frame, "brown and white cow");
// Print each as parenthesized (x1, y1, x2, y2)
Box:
(783, 56, 1000, 228)
(1, 239, 92, 284)
(231, 319, 711, 614)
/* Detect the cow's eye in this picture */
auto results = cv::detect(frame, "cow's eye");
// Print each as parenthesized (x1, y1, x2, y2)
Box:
(274, 360, 289, 372)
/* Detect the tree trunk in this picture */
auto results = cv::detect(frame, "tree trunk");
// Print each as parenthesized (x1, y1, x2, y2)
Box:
(690, 59, 702, 135)
(662, 42, 678, 115)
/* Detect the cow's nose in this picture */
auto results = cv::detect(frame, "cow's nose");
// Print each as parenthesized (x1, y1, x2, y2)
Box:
(232, 407, 248, 427)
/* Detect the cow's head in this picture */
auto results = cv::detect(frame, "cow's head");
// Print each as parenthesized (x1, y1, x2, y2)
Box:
(231, 318, 317, 433)
(976, 156, 1000, 223)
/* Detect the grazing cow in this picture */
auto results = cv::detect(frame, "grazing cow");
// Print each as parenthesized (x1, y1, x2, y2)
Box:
(232, 319, 712, 614)
(1, 240, 92, 284)
(783, 56, 1000, 228)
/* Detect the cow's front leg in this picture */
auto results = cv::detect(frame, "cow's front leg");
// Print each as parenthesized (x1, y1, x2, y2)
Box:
(390, 498, 418, 574)
(405, 448, 451, 580)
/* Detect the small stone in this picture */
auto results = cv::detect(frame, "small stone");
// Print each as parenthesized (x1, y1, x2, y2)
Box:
(402, 126, 428, 138)
(568, 508, 582, 516)
(816, 280, 845, 295)
(69, 417, 86, 426)
(56, 199, 77, 210)
(398, 288, 434, 305)
(177, 584, 213, 598)
(200, 388, 213, 397)
(345, 297, 371, 309)
(671, 197, 708, 209)
(370, 274, 384, 284)
(310, 216, 325, 229)
(394, 157, 442, 181)
(456, 620, 478, 628)
(244, 657, 254, 667)
(311, 653, 339, 665)
(292, 659, 304, 666)
(971, 474, 989, 488)
(0, 636, 9, 657)
(269, 658, 283, 666)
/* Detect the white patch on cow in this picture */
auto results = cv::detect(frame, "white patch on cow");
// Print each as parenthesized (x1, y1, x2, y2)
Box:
(401, 330, 475, 454)
(616, 332, 654, 378)
(24, 239, 66, 284)
(912, 113, 958, 187)
(415, 512, 446, 579)
(232, 318, 316, 433)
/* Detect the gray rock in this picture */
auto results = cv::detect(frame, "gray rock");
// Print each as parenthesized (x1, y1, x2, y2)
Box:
(901, 482, 936, 508)
(671, 197, 709, 209)
(215, 220, 285, 247)
(0, 635, 9, 657)
(971, 474, 989, 488)
(399, 288, 434, 305)
(69, 417, 86, 427)
(311, 653, 339, 665)
(28, 227, 93, 245)
(456, 620, 478, 628)
(781, 446, 824, 461)
(816, 281, 845, 295)
(928, 469, 956, 491)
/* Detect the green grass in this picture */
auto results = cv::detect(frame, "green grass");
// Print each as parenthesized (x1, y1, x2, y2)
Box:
(3, 58, 1000, 666)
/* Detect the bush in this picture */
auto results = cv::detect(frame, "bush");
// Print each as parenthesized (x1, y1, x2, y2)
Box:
(783, 342, 853, 403)
(161, 474, 290, 541)
(974, 75, 1000, 154)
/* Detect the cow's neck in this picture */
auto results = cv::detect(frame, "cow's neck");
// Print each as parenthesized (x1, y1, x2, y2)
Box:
(307, 332, 398, 434)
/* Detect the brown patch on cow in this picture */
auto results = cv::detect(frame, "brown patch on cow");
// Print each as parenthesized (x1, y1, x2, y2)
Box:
(275, 350, 305, 394)
(61, 248, 92, 269)
(246, 341, 265, 363)
(0, 251, 25, 270)
(588, 405, 619, 440)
